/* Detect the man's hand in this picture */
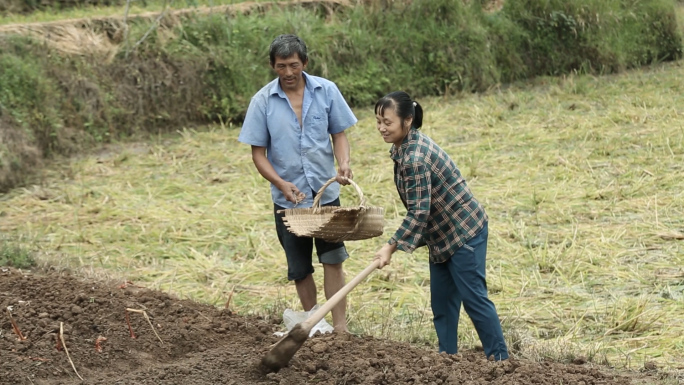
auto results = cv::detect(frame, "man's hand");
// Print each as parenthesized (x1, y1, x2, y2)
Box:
(331, 131, 352, 186)
(278, 182, 305, 204)
(336, 164, 353, 186)
(374, 243, 396, 269)
(251, 146, 306, 204)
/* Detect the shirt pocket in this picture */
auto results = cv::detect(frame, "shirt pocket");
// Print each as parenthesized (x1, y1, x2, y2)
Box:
(307, 111, 329, 138)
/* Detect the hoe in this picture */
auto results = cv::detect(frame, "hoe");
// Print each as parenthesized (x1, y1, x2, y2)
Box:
(261, 259, 381, 372)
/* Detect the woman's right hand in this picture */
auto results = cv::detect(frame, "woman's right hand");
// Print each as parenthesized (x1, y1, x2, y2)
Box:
(374, 243, 395, 269)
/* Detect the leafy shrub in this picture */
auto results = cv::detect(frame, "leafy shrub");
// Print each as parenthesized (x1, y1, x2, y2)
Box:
(0, 40, 62, 154)
(502, 0, 683, 75)
(0, 241, 36, 269)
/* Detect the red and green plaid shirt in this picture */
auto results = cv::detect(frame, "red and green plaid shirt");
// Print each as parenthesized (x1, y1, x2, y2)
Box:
(389, 128, 488, 263)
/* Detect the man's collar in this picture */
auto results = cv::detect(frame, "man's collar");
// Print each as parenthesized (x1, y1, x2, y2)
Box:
(269, 71, 321, 97)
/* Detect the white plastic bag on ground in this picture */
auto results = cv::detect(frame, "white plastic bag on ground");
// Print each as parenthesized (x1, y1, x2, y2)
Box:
(273, 304, 334, 337)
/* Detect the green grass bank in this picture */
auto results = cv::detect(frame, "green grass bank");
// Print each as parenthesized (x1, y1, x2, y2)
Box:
(0, 0, 682, 192)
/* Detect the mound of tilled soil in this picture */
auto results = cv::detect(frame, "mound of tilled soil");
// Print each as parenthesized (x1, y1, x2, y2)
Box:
(0, 267, 638, 384)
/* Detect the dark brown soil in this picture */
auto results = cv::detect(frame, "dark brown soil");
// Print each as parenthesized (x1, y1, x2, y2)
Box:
(0, 267, 652, 384)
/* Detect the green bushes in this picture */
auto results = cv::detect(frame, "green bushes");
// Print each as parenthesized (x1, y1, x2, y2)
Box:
(0, 241, 35, 269)
(503, 0, 683, 75)
(0, 44, 60, 151)
(342, 0, 500, 95)
(0, 0, 682, 192)
(0, 38, 56, 189)
(171, 13, 304, 121)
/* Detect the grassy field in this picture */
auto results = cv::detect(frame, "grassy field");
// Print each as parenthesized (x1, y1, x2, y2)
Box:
(2, 58, 684, 378)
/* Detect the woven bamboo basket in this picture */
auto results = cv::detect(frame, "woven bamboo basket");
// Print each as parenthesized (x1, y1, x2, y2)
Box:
(280, 177, 385, 243)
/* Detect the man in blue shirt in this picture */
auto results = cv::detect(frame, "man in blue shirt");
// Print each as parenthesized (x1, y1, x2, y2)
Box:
(238, 34, 357, 332)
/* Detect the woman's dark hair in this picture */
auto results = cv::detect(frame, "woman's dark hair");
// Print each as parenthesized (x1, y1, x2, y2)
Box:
(269, 34, 309, 66)
(374, 91, 423, 130)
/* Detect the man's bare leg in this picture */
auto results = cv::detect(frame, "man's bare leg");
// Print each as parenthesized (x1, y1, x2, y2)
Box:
(295, 274, 317, 311)
(323, 262, 348, 332)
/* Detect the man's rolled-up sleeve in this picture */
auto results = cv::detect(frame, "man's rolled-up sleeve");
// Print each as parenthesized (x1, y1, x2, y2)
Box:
(238, 96, 269, 147)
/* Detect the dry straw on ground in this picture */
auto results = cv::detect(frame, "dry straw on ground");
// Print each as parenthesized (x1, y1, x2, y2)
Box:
(1, 62, 683, 375)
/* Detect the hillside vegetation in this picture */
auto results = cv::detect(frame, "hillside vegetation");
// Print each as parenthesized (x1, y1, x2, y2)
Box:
(0, 0, 682, 192)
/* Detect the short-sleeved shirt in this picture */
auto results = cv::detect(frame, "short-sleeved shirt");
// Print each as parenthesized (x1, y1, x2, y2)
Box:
(389, 128, 488, 263)
(238, 72, 357, 208)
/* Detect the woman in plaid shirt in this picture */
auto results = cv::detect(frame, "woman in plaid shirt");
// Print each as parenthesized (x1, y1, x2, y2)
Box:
(374, 91, 508, 361)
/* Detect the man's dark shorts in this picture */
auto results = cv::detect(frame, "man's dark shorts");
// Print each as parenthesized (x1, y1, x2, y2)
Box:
(274, 197, 349, 281)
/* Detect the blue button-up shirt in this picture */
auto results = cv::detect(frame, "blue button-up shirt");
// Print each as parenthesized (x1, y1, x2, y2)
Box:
(238, 72, 357, 208)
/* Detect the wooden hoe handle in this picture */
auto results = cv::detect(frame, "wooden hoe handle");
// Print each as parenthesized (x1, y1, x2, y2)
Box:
(301, 259, 381, 331)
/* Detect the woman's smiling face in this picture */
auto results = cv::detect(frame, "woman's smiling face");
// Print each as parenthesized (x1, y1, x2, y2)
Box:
(376, 104, 412, 147)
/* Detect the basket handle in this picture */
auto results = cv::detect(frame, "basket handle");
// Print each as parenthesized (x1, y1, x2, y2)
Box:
(312, 177, 366, 209)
